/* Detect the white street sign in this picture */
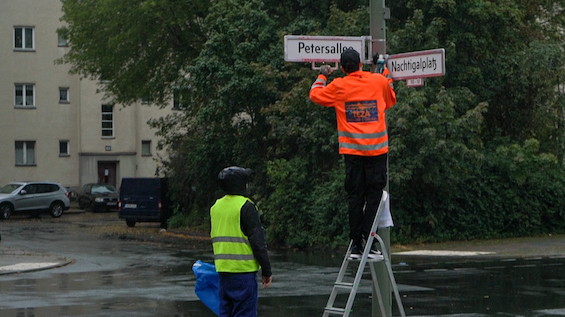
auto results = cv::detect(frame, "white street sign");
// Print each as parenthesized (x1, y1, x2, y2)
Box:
(387, 49, 445, 80)
(406, 78, 424, 87)
(284, 35, 370, 63)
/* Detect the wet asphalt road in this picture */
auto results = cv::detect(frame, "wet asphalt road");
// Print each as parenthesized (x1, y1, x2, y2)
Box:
(1, 212, 565, 317)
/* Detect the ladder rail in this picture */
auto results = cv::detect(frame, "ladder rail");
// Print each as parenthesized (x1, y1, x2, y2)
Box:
(323, 240, 354, 317)
(369, 262, 388, 316)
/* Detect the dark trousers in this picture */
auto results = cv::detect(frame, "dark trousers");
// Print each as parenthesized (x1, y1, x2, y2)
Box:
(344, 153, 388, 243)
(219, 272, 258, 317)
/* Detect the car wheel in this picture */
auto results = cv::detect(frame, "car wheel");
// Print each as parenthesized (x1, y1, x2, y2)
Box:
(126, 220, 136, 227)
(78, 199, 85, 209)
(49, 202, 64, 218)
(0, 203, 13, 220)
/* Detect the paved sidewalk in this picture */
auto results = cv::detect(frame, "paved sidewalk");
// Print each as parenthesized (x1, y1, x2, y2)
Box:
(393, 233, 565, 258)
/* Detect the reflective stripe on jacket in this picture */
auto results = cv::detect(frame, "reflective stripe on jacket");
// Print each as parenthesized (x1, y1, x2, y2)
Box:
(309, 70, 396, 156)
(210, 195, 260, 273)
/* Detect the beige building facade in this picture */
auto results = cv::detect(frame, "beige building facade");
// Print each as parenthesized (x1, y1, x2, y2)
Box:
(1, 1, 175, 190)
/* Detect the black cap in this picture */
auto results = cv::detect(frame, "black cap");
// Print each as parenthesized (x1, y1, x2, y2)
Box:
(340, 49, 361, 73)
(217, 166, 253, 195)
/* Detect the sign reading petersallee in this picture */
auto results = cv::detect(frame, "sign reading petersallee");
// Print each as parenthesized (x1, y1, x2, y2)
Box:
(386, 49, 445, 80)
(284, 35, 368, 63)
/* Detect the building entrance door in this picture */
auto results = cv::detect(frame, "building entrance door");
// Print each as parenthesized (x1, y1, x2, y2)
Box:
(98, 161, 117, 187)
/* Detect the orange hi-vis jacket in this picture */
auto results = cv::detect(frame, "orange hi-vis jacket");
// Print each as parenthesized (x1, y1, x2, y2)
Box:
(309, 69, 396, 156)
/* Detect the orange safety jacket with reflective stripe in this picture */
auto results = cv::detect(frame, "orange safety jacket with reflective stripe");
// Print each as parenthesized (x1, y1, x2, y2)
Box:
(309, 69, 396, 156)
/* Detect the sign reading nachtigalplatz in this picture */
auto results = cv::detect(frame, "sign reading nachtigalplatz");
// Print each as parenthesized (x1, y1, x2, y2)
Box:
(386, 49, 445, 80)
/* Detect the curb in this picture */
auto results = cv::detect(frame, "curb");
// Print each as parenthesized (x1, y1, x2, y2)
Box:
(0, 247, 74, 275)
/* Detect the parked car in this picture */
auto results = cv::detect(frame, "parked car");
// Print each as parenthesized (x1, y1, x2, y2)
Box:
(0, 181, 71, 220)
(78, 183, 119, 212)
(118, 178, 171, 228)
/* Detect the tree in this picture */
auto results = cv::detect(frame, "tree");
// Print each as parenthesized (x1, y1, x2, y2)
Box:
(58, 0, 209, 106)
(384, 0, 565, 242)
(60, 0, 565, 247)
(387, 1, 565, 156)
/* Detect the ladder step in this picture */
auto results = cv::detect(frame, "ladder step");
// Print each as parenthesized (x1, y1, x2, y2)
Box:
(334, 282, 354, 289)
(346, 256, 384, 262)
(366, 256, 385, 262)
(324, 307, 349, 315)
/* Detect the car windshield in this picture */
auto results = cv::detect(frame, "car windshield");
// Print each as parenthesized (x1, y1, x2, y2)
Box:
(91, 185, 118, 194)
(0, 184, 23, 194)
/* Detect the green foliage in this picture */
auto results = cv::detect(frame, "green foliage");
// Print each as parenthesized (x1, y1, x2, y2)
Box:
(151, 0, 287, 224)
(260, 77, 344, 247)
(59, 0, 209, 106)
(387, 1, 565, 155)
(389, 84, 565, 243)
(388, 84, 488, 243)
(62, 0, 565, 247)
(261, 157, 348, 248)
(384, 0, 565, 244)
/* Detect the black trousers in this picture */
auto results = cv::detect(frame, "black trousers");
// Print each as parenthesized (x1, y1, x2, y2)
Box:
(344, 153, 388, 243)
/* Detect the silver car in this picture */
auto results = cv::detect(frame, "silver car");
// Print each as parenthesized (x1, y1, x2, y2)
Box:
(0, 181, 70, 220)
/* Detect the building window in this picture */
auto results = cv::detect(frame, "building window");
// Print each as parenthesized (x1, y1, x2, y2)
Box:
(173, 87, 189, 110)
(141, 140, 151, 156)
(57, 29, 68, 47)
(14, 27, 34, 50)
(15, 141, 36, 165)
(15, 84, 35, 107)
(59, 141, 69, 156)
(101, 104, 114, 137)
(59, 87, 70, 103)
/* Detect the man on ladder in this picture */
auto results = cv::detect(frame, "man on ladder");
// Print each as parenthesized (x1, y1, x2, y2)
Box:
(309, 48, 396, 259)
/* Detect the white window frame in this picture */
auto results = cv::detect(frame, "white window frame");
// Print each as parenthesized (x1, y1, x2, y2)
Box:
(57, 30, 68, 47)
(101, 104, 114, 138)
(15, 84, 35, 107)
(14, 26, 35, 51)
(15, 141, 36, 166)
(59, 87, 70, 103)
(59, 140, 69, 156)
(141, 140, 152, 156)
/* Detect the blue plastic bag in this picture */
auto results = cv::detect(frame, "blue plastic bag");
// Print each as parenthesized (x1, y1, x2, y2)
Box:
(192, 260, 220, 316)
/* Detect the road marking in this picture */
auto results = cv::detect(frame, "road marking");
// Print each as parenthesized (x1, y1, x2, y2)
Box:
(396, 250, 495, 256)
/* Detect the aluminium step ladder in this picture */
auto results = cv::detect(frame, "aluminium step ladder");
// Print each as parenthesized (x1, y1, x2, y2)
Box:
(322, 191, 406, 317)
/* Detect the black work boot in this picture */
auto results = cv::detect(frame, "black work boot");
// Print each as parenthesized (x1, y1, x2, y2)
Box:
(349, 239, 363, 259)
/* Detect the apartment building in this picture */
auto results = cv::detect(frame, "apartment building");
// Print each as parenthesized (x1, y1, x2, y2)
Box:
(0, 1, 175, 190)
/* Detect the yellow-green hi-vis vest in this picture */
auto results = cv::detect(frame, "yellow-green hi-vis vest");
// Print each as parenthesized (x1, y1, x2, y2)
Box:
(210, 195, 260, 273)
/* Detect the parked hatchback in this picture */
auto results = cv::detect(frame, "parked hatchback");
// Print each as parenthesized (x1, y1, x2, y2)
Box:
(0, 181, 70, 220)
(78, 183, 119, 212)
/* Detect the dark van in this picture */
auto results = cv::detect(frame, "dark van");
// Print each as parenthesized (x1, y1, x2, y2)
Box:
(118, 178, 171, 228)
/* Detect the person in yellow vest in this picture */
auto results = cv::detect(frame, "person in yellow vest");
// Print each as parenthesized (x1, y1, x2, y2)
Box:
(309, 49, 396, 259)
(210, 166, 272, 317)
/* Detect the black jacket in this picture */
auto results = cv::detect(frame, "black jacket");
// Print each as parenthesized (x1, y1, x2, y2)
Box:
(240, 200, 271, 277)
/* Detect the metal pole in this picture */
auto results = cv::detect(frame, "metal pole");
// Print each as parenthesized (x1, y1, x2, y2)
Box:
(370, 0, 387, 70)
(370, 0, 392, 316)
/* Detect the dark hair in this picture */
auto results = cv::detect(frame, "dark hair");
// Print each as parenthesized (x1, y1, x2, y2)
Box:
(340, 49, 361, 73)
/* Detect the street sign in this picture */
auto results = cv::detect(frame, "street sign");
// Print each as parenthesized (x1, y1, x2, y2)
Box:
(406, 78, 424, 87)
(284, 35, 371, 64)
(386, 48, 445, 80)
